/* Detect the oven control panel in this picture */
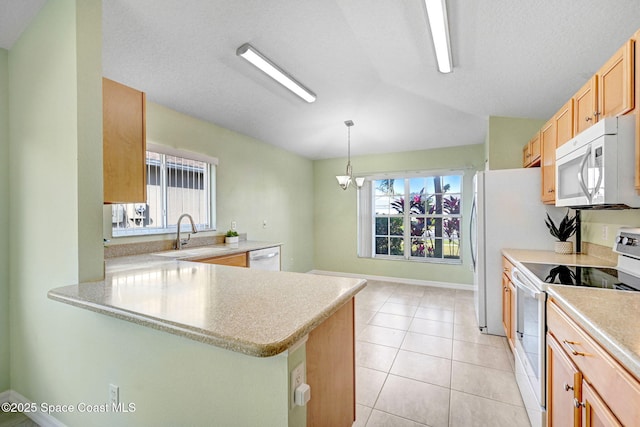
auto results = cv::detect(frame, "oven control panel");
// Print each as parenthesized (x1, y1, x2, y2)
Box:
(614, 228, 640, 258)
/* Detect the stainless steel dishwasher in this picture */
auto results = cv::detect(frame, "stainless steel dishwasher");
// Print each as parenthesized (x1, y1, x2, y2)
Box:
(248, 246, 281, 271)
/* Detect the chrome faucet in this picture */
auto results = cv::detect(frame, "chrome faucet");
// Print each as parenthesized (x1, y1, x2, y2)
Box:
(176, 213, 198, 250)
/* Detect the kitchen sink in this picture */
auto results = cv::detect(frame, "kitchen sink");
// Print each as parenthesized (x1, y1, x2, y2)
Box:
(152, 246, 228, 259)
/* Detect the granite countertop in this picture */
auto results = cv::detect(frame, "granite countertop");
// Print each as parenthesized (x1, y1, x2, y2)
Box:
(49, 248, 366, 357)
(546, 286, 640, 380)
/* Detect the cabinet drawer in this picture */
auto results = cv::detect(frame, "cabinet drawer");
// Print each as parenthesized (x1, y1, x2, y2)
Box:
(547, 300, 640, 426)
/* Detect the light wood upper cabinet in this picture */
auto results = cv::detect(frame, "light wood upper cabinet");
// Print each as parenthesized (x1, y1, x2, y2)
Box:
(103, 78, 147, 204)
(598, 39, 635, 119)
(574, 76, 598, 135)
(541, 118, 557, 204)
(523, 132, 541, 168)
(555, 99, 574, 148)
(572, 39, 635, 139)
(633, 30, 640, 193)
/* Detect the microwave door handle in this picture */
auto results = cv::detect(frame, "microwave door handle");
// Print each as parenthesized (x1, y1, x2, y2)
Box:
(591, 151, 604, 201)
(577, 146, 591, 203)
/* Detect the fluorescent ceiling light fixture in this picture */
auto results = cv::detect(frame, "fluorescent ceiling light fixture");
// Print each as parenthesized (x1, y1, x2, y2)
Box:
(424, 0, 452, 73)
(236, 43, 317, 103)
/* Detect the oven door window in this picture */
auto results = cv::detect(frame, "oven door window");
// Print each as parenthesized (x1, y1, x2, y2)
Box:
(516, 289, 544, 380)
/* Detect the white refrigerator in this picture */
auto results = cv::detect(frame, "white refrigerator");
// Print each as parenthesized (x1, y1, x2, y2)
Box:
(470, 168, 564, 335)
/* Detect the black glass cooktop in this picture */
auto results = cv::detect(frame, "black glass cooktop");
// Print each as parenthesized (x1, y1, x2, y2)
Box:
(520, 263, 640, 291)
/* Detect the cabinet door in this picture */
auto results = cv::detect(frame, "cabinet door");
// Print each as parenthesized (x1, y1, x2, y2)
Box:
(523, 143, 531, 167)
(103, 78, 147, 203)
(555, 99, 574, 148)
(530, 132, 541, 164)
(581, 380, 622, 427)
(597, 39, 635, 119)
(501, 273, 511, 341)
(547, 334, 581, 427)
(540, 118, 557, 203)
(574, 76, 598, 135)
(196, 252, 247, 267)
(634, 30, 640, 192)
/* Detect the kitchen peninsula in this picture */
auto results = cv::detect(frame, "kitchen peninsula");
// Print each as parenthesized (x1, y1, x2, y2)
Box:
(48, 253, 366, 426)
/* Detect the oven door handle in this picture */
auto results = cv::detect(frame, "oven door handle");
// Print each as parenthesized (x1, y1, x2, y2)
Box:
(512, 268, 544, 299)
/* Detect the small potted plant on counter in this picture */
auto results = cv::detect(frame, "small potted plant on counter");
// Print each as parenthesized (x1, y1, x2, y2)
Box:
(545, 210, 577, 254)
(225, 230, 239, 244)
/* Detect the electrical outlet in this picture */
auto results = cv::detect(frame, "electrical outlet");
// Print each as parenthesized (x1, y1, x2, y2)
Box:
(263, 219, 268, 229)
(290, 363, 304, 407)
(109, 384, 119, 406)
(231, 221, 237, 230)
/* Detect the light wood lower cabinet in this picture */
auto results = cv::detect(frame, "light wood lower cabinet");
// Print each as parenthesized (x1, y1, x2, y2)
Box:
(306, 298, 355, 427)
(547, 299, 640, 426)
(501, 257, 515, 349)
(547, 333, 581, 427)
(196, 252, 247, 267)
(581, 380, 622, 427)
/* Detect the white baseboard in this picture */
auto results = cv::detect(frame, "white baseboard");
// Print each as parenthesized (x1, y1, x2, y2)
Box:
(308, 270, 472, 291)
(0, 389, 66, 427)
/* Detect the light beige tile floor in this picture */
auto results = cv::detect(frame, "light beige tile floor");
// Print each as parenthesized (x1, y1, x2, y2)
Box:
(353, 280, 531, 427)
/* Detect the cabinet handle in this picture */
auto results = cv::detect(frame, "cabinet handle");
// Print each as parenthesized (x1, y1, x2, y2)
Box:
(585, 116, 592, 122)
(563, 383, 574, 392)
(563, 340, 587, 356)
(574, 398, 584, 408)
(548, 189, 555, 193)
(594, 111, 601, 118)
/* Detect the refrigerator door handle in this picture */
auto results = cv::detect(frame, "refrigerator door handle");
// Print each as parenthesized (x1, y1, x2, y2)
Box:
(469, 195, 477, 270)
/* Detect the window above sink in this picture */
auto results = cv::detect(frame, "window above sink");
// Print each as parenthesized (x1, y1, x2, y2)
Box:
(111, 143, 217, 237)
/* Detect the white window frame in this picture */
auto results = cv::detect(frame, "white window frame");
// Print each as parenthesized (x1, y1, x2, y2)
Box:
(111, 142, 217, 237)
(358, 170, 463, 264)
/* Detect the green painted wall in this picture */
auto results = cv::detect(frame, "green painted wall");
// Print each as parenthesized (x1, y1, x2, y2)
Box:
(486, 116, 546, 170)
(313, 144, 484, 286)
(581, 210, 640, 247)
(104, 102, 315, 273)
(0, 48, 9, 392)
(8, 2, 297, 425)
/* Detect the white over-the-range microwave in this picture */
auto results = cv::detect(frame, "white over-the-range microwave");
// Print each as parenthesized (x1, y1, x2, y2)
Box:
(556, 114, 640, 209)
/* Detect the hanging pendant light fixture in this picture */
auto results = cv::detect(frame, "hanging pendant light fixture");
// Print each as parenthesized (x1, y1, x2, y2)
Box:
(336, 120, 364, 190)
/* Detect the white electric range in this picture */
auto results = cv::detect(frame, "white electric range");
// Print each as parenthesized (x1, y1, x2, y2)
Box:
(510, 227, 640, 427)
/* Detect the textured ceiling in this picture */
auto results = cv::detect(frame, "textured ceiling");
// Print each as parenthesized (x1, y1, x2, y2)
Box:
(0, 0, 46, 49)
(3, 1, 640, 159)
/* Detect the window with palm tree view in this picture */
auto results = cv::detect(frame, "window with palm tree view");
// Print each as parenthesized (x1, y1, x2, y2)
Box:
(371, 174, 461, 262)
